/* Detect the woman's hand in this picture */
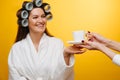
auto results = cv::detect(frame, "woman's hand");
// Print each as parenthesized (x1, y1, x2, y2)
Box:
(78, 40, 105, 50)
(86, 31, 108, 45)
(64, 45, 86, 57)
(64, 45, 86, 54)
(64, 45, 86, 65)
(75, 31, 107, 50)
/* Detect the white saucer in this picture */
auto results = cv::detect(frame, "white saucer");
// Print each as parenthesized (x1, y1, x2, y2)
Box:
(67, 41, 82, 44)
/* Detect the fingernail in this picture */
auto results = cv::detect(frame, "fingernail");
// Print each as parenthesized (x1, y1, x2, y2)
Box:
(82, 40, 84, 43)
(88, 39, 91, 41)
(88, 31, 90, 33)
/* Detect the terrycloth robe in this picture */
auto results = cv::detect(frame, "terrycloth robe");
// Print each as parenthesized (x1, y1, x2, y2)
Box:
(112, 54, 120, 66)
(8, 34, 74, 80)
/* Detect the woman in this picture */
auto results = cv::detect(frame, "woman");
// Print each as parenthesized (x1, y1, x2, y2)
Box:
(8, 0, 85, 80)
(79, 31, 120, 66)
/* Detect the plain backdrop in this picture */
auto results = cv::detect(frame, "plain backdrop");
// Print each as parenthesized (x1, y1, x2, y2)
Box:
(0, 0, 120, 80)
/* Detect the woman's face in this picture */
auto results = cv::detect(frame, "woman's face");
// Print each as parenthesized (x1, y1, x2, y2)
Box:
(28, 8, 47, 34)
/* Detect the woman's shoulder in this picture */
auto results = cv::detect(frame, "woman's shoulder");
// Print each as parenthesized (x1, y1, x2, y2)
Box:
(49, 36, 63, 43)
(47, 37, 64, 48)
(11, 39, 26, 49)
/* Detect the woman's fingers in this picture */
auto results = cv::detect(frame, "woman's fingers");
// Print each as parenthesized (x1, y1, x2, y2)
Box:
(65, 45, 86, 54)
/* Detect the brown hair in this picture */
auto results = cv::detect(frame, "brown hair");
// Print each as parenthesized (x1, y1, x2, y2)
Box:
(15, 2, 53, 42)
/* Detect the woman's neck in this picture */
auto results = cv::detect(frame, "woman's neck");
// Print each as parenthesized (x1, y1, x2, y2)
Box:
(29, 32, 44, 52)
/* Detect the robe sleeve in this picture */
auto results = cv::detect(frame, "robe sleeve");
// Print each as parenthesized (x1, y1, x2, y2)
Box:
(60, 51, 74, 80)
(112, 54, 120, 66)
(8, 47, 28, 80)
(57, 40, 75, 80)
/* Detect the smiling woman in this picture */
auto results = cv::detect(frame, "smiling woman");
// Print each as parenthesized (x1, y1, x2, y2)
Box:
(15, 0, 53, 42)
(28, 8, 47, 35)
(7, 0, 86, 80)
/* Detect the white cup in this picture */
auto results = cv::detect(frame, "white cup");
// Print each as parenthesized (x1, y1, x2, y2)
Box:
(72, 30, 85, 42)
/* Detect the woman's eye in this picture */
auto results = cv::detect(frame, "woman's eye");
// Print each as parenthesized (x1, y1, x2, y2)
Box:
(33, 17, 38, 19)
(41, 15, 46, 18)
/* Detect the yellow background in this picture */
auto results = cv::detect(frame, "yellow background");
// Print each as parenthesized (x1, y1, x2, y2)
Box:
(0, 0, 120, 80)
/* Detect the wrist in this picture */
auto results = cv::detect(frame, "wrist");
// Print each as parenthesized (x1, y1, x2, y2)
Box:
(64, 51, 71, 58)
(103, 39, 112, 47)
(97, 43, 106, 51)
(63, 50, 71, 65)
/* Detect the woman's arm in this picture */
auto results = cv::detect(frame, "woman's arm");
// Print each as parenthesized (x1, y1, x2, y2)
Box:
(96, 43, 116, 59)
(104, 39, 120, 52)
(79, 40, 120, 66)
(8, 48, 28, 80)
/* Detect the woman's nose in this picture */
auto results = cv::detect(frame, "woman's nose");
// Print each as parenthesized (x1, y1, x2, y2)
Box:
(38, 18, 43, 23)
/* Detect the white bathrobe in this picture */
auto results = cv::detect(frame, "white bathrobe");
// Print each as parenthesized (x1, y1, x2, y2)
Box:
(8, 34, 74, 80)
(112, 54, 120, 66)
